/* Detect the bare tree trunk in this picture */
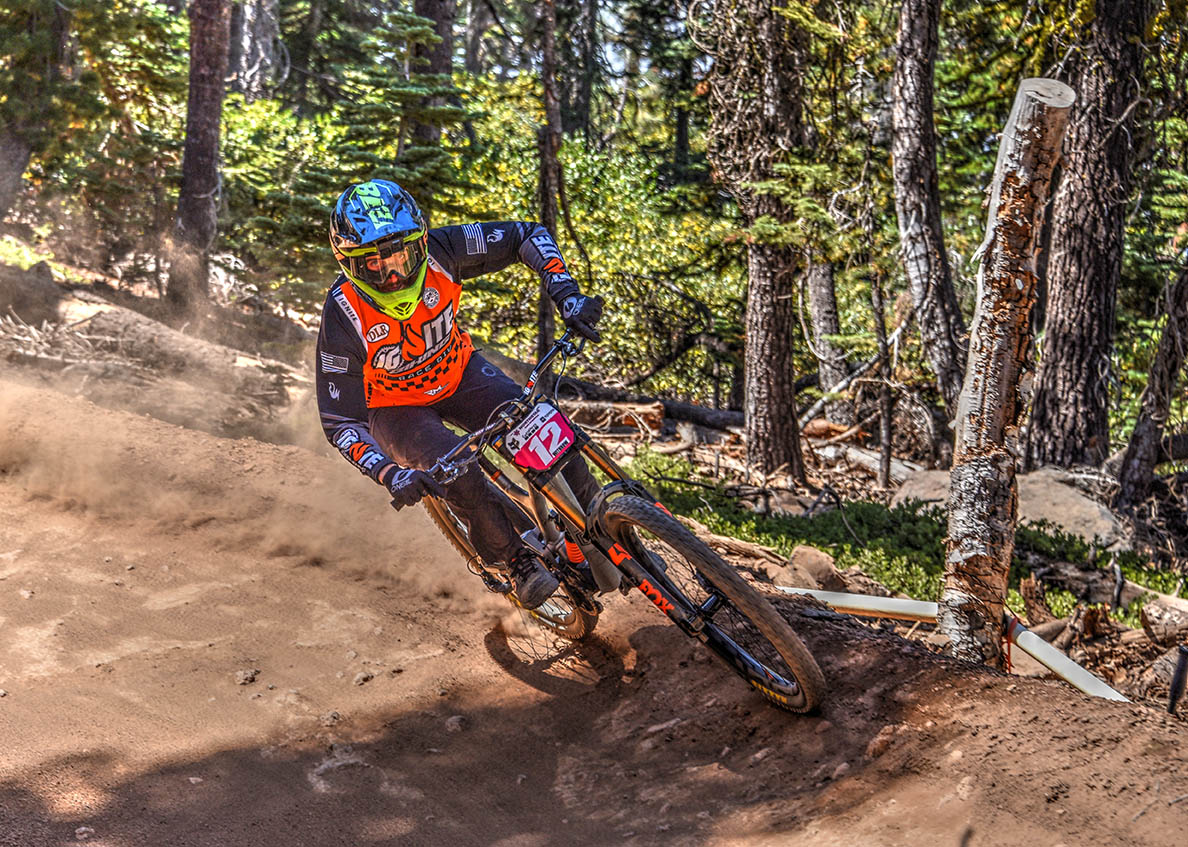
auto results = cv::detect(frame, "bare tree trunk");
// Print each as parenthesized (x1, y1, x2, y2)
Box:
(745, 242, 808, 483)
(227, 0, 279, 102)
(806, 260, 854, 425)
(941, 79, 1075, 666)
(703, 0, 809, 479)
(536, 0, 563, 360)
(871, 273, 893, 488)
(167, 0, 231, 313)
(1025, 0, 1152, 469)
(1114, 267, 1188, 510)
(0, 127, 32, 222)
(891, 0, 967, 417)
(464, 0, 493, 74)
(413, 0, 456, 146)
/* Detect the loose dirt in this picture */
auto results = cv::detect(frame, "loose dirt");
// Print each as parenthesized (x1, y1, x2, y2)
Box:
(2, 378, 1187, 846)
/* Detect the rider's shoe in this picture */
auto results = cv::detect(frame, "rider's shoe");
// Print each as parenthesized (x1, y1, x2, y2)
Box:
(505, 549, 559, 609)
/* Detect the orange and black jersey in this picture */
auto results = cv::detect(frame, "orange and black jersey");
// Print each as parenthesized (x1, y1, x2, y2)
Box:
(315, 221, 580, 483)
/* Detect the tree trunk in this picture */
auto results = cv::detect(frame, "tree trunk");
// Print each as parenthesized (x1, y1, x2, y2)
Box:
(806, 260, 854, 425)
(167, 0, 231, 313)
(227, 0, 279, 102)
(891, 0, 967, 417)
(536, 0, 563, 360)
(744, 242, 808, 482)
(464, 0, 493, 74)
(1025, 0, 1152, 469)
(941, 79, 1074, 666)
(565, 0, 598, 140)
(704, 0, 809, 480)
(1114, 267, 1188, 510)
(412, 0, 456, 146)
(0, 126, 32, 222)
(871, 273, 894, 488)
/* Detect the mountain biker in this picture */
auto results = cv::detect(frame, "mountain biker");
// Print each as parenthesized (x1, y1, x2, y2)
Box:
(315, 179, 605, 609)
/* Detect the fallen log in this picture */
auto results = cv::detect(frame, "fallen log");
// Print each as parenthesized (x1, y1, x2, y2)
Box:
(813, 443, 922, 485)
(677, 514, 786, 566)
(475, 342, 746, 432)
(1031, 558, 1188, 616)
(1138, 645, 1187, 697)
(563, 400, 666, 435)
(1141, 599, 1188, 646)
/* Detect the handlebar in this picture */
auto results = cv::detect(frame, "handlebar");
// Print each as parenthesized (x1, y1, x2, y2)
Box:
(425, 330, 585, 486)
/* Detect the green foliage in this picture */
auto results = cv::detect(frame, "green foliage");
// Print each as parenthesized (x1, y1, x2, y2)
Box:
(629, 447, 1186, 623)
(435, 75, 744, 403)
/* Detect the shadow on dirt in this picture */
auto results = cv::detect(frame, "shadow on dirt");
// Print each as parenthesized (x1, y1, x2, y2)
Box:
(0, 608, 947, 847)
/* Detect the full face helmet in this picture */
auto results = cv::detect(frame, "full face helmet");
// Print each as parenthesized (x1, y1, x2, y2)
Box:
(330, 179, 428, 320)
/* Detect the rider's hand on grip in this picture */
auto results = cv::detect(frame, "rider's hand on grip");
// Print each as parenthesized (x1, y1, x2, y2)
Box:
(386, 467, 446, 510)
(560, 294, 604, 342)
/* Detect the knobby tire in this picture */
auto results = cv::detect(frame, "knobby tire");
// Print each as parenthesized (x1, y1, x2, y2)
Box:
(601, 496, 826, 713)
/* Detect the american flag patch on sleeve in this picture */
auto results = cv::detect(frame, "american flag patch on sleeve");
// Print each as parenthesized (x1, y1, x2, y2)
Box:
(320, 352, 350, 373)
(463, 223, 486, 256)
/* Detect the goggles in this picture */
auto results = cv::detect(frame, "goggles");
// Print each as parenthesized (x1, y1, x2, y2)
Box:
(336, 231, 427, 292)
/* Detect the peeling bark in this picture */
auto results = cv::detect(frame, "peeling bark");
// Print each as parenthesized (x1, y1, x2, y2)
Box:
(228, 0, 280, 102)
(941, 79, 1075, 666)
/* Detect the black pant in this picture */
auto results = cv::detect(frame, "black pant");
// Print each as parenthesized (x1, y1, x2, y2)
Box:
(369, 353, 600, 566)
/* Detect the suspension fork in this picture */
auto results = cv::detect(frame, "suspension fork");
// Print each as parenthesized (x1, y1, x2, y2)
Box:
(533, 462, 706, 635)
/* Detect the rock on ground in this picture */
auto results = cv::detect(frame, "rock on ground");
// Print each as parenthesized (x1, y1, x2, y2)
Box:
(893, 467, 1128, 549)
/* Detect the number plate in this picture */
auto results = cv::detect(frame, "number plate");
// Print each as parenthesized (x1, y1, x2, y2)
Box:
(504, 402, 575, 472)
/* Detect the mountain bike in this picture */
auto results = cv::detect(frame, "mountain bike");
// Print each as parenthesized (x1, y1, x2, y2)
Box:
(421, 330, 826, 713)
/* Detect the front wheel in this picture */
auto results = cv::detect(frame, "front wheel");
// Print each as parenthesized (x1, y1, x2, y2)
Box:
(601, 496, 826, 713)
(422, 495, 599, 642)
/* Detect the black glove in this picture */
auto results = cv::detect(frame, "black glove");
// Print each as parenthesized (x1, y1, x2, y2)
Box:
(560, 294, 604, 342)
(385, 467, 446, 511)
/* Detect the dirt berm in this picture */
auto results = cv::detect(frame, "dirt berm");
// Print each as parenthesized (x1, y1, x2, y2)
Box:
(1, 379, 1186, 846)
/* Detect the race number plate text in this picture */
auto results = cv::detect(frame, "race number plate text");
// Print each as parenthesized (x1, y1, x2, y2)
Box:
(505, 402, 575, 472)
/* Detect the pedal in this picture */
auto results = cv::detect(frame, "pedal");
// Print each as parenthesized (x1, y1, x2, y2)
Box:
(477, 568, 513, 595)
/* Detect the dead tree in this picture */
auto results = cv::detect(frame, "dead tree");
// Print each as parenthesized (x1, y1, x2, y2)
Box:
(941, 79, 1075, 666)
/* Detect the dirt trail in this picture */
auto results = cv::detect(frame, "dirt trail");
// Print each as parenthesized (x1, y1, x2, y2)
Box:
(1, 378, 1187, 846)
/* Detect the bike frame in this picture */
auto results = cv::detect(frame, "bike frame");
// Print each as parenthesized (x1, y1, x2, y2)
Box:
(427, 332, 710, 634)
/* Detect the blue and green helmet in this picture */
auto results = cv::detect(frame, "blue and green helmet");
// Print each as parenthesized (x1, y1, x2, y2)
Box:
(330, 179, 428, 320)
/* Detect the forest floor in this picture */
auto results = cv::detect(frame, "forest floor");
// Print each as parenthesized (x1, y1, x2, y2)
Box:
(2, 275, 1188, 845)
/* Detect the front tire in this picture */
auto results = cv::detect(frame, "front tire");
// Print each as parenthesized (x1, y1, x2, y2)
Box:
(601, 496, 826, 713)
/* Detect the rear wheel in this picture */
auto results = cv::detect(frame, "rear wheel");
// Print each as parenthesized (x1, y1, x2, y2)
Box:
(601, 496, 826, 713)
(422, 496, 598, 641)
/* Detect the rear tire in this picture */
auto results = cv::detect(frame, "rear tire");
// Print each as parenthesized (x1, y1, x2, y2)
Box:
(422, 495, 598, 642)
(601, 496, 825, 713)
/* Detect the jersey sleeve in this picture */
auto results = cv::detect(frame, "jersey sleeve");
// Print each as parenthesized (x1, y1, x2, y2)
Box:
(315, 281, 397, 484)
(427, 221, 581, 306)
